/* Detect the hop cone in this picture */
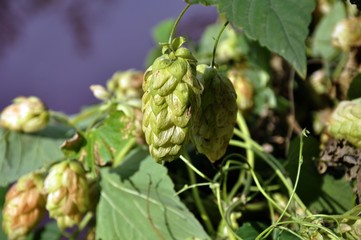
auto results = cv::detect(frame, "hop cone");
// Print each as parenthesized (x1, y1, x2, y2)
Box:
(2, 173, 46, 240)
(0, 96, 49, 133)
(328, 98, 361, 148)
(227, 68, 254, 112)
(142, 37, 202, 161)
(192, 65, 237, 162)
(44, 160, 90, 230)
(332, 17, 361, 51)
(107, 70, 144, 100)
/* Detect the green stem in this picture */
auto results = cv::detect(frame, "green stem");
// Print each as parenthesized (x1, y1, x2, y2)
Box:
(113, 138, 137, 166)
(211, 21, 229, 68)
(229, 112, 254, 201)
(232, 129, 312, 216)
(186, 162, 215, 235)
(175, 182, 213, 195)
(180, 155, 212, 182)
(168, 3, 192, 45)
(214, 184, 241, 240)
(275, 130, 306, 224)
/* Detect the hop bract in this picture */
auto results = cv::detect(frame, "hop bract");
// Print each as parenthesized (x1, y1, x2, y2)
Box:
(2, 173, 46, 240)
(0, 96, 49, 133)
(192, 65, 237, 162)
(142, 37, 202, 162)
(44, 160, 90, 230)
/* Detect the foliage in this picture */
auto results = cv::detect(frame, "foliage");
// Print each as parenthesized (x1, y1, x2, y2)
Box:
(1, 0, 361, 239)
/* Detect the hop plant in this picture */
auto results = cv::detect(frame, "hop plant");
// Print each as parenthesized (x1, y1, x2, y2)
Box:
(0, 96, 49, 133)
(192, 64, 237, 162)
(328, 98, 361, 148)
(44, 160, 90, 230)
(142, 37, 203, 162)
(2, 173, 46, 240)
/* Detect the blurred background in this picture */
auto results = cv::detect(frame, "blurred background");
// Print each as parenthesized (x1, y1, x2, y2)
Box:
(0, 0, 217, 114)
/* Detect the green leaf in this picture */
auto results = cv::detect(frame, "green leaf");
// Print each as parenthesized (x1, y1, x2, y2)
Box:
(96, 148, 210, 240)
(348, 73, 361, 100)
(236, 222, 266, 240)
(184, 0, 217, 6)
(287, 136, 355, 214)
(312, 2, 346, 60)
(84, 110, 135, 168)
(218, 0, 316, 78)
(36, 222, 62, 240)
(0, 126, 70, 187)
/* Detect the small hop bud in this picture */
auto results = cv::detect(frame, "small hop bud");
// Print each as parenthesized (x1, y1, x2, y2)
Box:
(90, 85, 110, 101)
(192, 65, 237, 162)
(332, 17, 361, 51)
(44, 160, 90, 230)
(107, 70, 144, 100)
(0, 96, 49, 133)
(227, 68, 254, 112)
(2, 173, 46, 240)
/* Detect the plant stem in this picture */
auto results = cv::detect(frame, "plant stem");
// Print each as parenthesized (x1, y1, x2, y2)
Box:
(168, 3, 192, 45)
(180, 155, 212, 182)
(211, 21, 229, 68)
(229, 112, 254, 201)
(214, 184, 240, 240)
(232, 128, 312, 216)
(113, 138, 136, 166)
(185, 161, 215, 235)
(276, 130, 306, 224)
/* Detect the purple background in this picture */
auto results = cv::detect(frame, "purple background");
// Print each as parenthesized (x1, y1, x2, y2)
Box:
(0, 0, 217, 114)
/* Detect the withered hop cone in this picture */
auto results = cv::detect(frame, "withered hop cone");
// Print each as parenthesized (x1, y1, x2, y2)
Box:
(192, 64, 237, 162)
(2, 172, 46, 240)
(0, 96, 49, 133)
(142, 37, 203, 161)
(44, 160, 90, 230)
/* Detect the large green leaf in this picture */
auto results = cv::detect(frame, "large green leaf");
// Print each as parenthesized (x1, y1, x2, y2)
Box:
(96, 148, 210, 240)
(0, 126, 70, 187)
(312, 2, 346, 60)
(218, 0, 315, 78)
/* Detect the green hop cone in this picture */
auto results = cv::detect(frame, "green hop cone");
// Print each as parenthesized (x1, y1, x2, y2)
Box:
(328, 98, 361, 148)
(107, 70, 144, 100)
(142, 37, 202, 161)
(44, 160, 90, 230)
(0, 96, 49, 133)
(192, 65, 237, 162)
(2, 173, 46, 240)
